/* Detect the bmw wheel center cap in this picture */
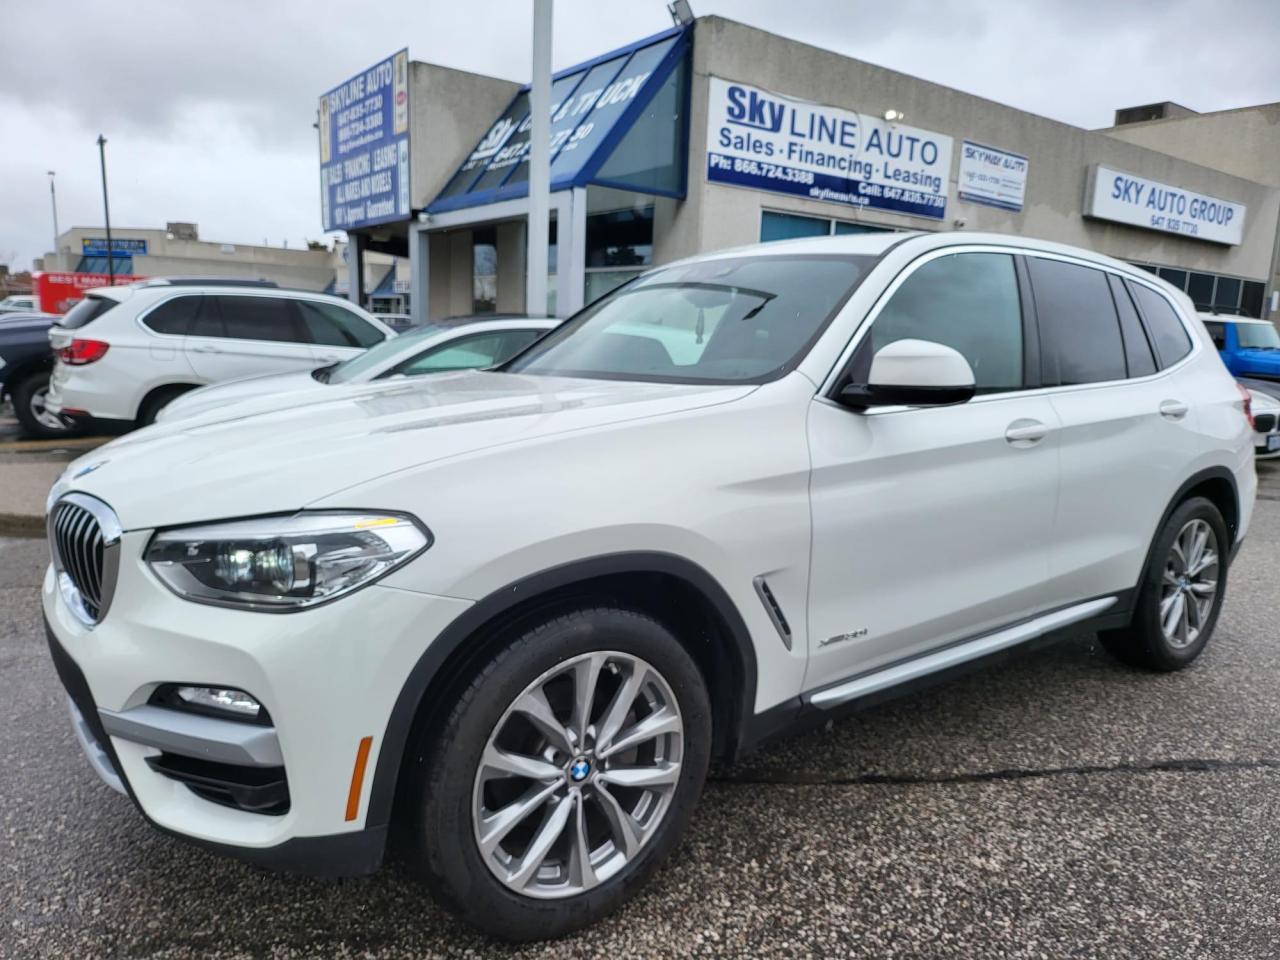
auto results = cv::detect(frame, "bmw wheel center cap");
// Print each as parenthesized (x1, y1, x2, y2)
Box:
(569, 757, 592, 782)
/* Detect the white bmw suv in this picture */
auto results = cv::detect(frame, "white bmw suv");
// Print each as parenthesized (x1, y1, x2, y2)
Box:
(45, 278, 396, 430)
(43, 232, 1254, 940)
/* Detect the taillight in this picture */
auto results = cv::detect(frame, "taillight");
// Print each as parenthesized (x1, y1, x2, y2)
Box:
(57, 338, 110, 365)
(1237, 382, 1255, 430)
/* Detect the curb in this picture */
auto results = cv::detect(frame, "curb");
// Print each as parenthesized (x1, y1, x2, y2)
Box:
(0, 512, 45, 540)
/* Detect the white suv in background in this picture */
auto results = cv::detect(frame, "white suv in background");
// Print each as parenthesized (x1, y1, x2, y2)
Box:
(45, 279, 395, 430)
(44, 233, 1254, 941)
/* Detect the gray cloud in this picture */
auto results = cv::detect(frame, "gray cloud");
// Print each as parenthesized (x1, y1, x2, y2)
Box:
(1, 0, 1276, 268)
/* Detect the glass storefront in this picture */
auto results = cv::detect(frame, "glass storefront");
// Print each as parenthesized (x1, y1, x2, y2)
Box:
(1131, 261, 1266, 318)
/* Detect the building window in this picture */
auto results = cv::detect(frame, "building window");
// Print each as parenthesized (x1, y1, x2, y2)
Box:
(760, 210, 894, 243)
(1130, 261, 1265, 318)
(473, 227, 497, 314)
(584, 206, 653, 304)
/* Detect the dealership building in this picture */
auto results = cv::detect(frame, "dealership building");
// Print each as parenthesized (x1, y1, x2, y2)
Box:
(38, 224, 412, 314)
(324, 15, 1280, 325)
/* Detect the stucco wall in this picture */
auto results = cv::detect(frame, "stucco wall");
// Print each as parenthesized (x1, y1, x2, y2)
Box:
(669, 17, 1279, 285)
(1103, 105, 1280, 188)
(409, 63, 521, 212)
(48, 227, 336, 290)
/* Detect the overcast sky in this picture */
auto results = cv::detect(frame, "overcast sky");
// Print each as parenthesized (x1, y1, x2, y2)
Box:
(1, 0, 1277, 269)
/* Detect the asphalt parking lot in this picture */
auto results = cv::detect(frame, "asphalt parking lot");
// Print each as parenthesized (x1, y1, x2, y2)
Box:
(3, 466, 1280, 959)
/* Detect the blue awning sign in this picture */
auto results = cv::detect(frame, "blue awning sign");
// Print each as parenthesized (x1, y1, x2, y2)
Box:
(429, 27, 689, 214)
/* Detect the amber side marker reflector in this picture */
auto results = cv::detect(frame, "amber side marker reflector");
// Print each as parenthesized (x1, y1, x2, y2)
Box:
(345, 736, 374, 822)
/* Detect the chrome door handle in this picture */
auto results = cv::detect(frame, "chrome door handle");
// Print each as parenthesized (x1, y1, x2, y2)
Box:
(1159, 400, 1189, 421)
(1005, 419, 1050, 445)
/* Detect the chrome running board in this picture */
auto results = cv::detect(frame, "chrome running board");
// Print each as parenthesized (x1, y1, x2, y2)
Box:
(808, 596, 1117, 710)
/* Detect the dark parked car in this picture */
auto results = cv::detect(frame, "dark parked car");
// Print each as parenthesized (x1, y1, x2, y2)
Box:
(0, 312, 72, 438)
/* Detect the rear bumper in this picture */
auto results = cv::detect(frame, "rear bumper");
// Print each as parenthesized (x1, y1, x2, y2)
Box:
(46, 619, 388, 878)
(57, 410, 133, 435)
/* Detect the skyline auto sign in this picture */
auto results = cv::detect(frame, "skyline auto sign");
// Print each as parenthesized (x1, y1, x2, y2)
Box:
(1085, 165, 1246, 245)
(705, 77, 953, 220)
(319, 50, 411, 232)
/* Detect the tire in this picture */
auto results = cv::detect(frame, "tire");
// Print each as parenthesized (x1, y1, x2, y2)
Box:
(138, 386, 192, 426)
(1100, 496, 1229, 671)
(408, 607, 712, 941)
(11, 371, 70, 439)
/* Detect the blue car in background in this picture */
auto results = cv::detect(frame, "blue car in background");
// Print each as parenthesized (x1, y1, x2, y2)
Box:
(1202, 314, 1280, 381)
(0, 311, 72, 438)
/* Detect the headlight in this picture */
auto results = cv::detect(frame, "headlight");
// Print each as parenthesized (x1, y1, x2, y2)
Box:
(145, 511, 431, 611)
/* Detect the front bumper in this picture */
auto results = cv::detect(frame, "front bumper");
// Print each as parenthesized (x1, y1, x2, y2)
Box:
(44, 529, 473, 876)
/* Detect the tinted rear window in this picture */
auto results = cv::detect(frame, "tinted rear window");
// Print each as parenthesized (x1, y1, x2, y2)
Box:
(1108, 274, 1157, 378)
(1028, 258, 1125, 385)
(59, 295, 118, 330)
(142, 296, 202, 335)
(208, 296, 304, 343)
(1129, 282, 1193, 368)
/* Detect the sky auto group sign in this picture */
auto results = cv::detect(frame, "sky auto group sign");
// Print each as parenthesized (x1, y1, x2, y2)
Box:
(705, 77, 952, 220)
(319, 50, 411, 232)
(1085, 165, 1246, 245)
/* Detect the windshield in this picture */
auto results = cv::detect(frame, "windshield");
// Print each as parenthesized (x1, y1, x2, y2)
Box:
(326, 324, 442, 384)
(505, 255, 874, 384)
(1237, 323, 1280, 350)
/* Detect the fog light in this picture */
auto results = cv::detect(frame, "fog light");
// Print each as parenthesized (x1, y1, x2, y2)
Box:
(176, 686, 263, 720)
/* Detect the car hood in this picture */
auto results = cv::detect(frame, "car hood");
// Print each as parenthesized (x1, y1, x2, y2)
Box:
(53, 371, 755, 529)
(160, 369, 320, 421)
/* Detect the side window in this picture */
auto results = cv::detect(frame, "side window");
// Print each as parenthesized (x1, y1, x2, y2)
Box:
(1027, 258, 1125, 386)
(1202, 320, 1227, 350)
(213, 296, 304, 344)
(142, 296, 202, 335)
(188, 297, 226, 338)
(1107, 275, 1157, 378)
(1128, 282, 1193, 368)
(857, 252, 1023, 393)
(297, 301, 385, 348)
(389, 331, 522, 377)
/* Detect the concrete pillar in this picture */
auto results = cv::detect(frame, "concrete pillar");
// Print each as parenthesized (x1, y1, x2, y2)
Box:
(347, 232, 365, 308)
(559, 187, 587, 316)
(448, 230, 473, 316)
(429, 234, 451, 321)
(408, 227, 429, 326)
(496, 221, 527, 314)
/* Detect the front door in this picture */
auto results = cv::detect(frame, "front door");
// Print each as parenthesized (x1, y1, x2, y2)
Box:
(805, 250, 1061, 691)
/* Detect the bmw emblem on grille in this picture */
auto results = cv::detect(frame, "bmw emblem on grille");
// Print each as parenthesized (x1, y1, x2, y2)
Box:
(569, 757, 591, 782)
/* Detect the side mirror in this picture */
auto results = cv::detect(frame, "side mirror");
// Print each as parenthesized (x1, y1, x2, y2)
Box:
(838, 338, 976, 409)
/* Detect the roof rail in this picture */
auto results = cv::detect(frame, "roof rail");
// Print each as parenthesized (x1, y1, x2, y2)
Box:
(136, 276, 279, 288)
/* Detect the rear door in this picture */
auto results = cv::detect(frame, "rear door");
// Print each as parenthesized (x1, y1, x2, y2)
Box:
(1030, 257, 1201, 606)
(183, 294, 318, 382)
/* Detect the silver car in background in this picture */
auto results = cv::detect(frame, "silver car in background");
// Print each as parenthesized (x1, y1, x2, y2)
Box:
(158, 316, 558, 422)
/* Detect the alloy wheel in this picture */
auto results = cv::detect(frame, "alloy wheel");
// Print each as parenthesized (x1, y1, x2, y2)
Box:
(29, 385, 66, 432)
(471, 650, 684, 899)
(1160, 518, 1219, 649)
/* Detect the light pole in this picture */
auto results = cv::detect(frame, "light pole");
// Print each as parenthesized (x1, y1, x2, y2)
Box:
(96, 134, 114, 281)
(525, 0, 551, 317)
(47, 171, 60, 270)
